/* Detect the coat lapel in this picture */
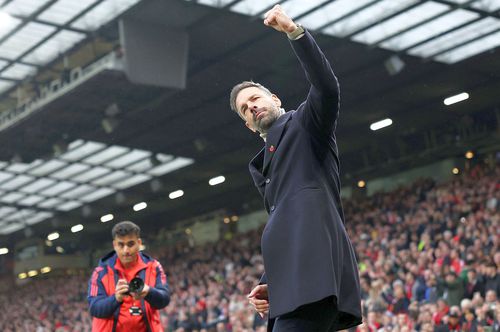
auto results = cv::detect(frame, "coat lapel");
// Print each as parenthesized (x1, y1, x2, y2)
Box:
(249, 148, 266, 196)
(262, 111, 292, 174)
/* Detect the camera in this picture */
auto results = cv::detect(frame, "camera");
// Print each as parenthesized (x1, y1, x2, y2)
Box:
(124, 277, 144, 295)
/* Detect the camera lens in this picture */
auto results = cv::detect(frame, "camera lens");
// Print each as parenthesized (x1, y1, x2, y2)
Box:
(129, 277, 144, 293)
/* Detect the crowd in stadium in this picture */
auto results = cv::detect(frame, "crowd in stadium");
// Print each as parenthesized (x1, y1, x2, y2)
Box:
(0, 161, 498, 331)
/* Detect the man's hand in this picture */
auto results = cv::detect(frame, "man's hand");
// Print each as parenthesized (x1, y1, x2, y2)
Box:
(263, 5, 297, 34)
(132, 284, 150, 300)
(248, 284, 269, 318)
(115, 279, 129, 303)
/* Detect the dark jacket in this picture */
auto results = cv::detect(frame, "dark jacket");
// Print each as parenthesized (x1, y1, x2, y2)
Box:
(249, 30, 362, 330)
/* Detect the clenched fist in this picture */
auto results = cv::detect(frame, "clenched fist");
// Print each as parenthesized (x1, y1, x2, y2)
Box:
(263, 4, 297, 34)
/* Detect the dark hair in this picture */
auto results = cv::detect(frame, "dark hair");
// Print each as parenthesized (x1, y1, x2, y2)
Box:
(229, 81, 272, 115)
(112, 221, 141, 239)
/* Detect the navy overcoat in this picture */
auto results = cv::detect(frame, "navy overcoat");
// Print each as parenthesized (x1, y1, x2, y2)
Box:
(249, 30, 362, 330)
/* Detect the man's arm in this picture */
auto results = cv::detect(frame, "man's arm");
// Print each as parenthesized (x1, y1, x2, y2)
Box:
(291, 30, 340, 135)
(87, 267, 121, 318)
(144, 261, 171, 309)
(264, 5, 340, 135)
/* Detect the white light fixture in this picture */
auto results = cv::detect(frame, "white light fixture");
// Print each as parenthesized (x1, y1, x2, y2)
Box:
(209, 175, 225, 186)
(41, 266, 51, 274)
(444, 92, 469, 106)
(47, 232, 60, 241)
(18, 272, 27, 279)
(370, 118, 393, 131)
(133, 202, 147, 211)
(169, 190, 184, 199)
(0, 247, 8, 255)
(56, 246, 64, 253)
(28, 270, 38, 277)
(101, 214, 114, 223)
(71, 224, 84, 233)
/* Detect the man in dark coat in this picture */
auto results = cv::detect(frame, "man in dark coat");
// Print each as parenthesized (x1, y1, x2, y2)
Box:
(229, 5, 362, 331)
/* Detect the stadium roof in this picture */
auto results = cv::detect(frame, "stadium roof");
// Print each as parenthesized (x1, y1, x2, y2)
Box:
(0, 0, 498, 248)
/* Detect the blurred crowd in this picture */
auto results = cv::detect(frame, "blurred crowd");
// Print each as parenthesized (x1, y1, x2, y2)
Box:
(0, 162, 498, 332)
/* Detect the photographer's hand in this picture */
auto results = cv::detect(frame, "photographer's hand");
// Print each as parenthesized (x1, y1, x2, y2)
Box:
(115, 279, 129, 303)
(133, 284, 150, 300)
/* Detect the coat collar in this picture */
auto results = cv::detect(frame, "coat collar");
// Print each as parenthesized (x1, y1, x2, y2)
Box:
(249, 111, 293, 177)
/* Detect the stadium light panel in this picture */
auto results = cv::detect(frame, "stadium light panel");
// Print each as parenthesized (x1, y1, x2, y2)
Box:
(80, 187, 115, 202)
(370, 118, 393, 131)
(92, 170, 130, 186)
(0, 22, 56, 60)
(38, 0, 98, 25)
(51, 164, 90, 180)
(209, 175, 225, 186)
(72, 167, 111, 183)
(0, 79, 14, 93)
(0, 247, 8, 255)
(38, 197, 63, 209)
(113, 174, 151, 190)
(28, 270, 38, 277)
(299, 0, 374, 30)
(23, 30, 86, 65)
(47, 232, 60, 241)
(28, 160, 67, 176)
(435, 31, 500, 64)
(1, 192, 25, 203)
(101, 214, 114, 223)
(353, 2, 449, 44)
(40, 266, 51, 274)
(324, 0, 418, 37)
(60, 141, 105, 161)
(443, 92, 469, 105)
(58, 201, 82, 211)
(105, 150, 151, 168)
(71, 0, 141, 31)
(230, 0, 276, 16)
(18, 195, 44, 206)
(84, 145, 129, 165)
(0, 63, 37, 79)
(133, 202, 147, 212)
(0, 175, 33, 190)
(380, 9, 478, 51)
(148, 157, 194, 176)
(169, 190, 184, 200)
(71, 224, 84, 233)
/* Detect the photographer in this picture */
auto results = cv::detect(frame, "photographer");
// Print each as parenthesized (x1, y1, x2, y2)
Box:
(87, 221, 170, 331)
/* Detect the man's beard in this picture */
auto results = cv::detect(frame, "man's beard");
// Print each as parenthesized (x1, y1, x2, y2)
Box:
(255, 106, 280, 133)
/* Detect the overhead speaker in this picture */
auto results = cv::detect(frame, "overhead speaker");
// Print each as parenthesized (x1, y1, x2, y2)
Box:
(119, 18, 188, 89)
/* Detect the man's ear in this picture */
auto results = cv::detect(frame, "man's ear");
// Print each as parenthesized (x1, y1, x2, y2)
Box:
(245, 122, 256, 133)
(271, 94, 282, 107)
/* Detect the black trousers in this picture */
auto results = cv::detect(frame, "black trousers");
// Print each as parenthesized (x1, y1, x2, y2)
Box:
(271, 296, 339, 332)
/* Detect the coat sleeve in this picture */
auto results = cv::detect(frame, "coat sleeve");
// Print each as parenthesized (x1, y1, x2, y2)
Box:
(290, 30, 340, 137)
(144, 261, 171, 309)
(87, 267, 121, 318)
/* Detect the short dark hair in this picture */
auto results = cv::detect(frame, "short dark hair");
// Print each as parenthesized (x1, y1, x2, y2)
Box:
(112, 221, 141, 239)
(229, 81, 272, 115)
